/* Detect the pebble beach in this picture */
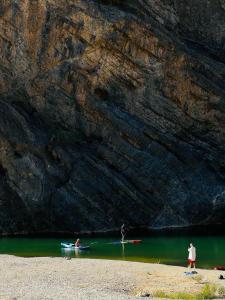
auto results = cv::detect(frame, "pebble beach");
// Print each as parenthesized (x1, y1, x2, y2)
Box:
(0, 255, 225, 299)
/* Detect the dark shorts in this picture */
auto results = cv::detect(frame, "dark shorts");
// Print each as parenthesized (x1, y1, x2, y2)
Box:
(188, 259, 196, 264)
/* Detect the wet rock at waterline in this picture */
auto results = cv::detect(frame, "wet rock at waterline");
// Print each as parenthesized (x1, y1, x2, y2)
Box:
(0, 0, 225, 234)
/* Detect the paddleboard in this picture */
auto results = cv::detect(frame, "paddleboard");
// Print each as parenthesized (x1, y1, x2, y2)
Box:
(128, 240, 142, 244)
(75, 246, 90, 250)
(109, 240, 142, 245)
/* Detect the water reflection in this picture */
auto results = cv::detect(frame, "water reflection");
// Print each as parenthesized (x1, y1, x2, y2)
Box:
(61, 247, 90, 259)
(74, 249, 80, 258)
(61, 248, 72, 259)
(121, 243, 125, 259)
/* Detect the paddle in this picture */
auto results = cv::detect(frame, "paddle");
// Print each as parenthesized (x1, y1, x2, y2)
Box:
(88, 242, 98, 246)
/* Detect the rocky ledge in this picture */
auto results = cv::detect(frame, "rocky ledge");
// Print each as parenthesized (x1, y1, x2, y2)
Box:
(0, 0, 225, 235)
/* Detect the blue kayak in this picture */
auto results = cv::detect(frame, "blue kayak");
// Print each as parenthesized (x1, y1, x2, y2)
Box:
(61, 242, 90, 250)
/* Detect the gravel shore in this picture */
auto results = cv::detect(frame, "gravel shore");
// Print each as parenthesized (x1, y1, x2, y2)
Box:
(0, 255, 224, 299)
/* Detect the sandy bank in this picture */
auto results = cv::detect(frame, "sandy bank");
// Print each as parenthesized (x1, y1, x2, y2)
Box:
(0, 255, 224, 299)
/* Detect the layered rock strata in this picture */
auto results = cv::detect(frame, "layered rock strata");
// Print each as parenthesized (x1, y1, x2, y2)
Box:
(0, 0, 225, 234)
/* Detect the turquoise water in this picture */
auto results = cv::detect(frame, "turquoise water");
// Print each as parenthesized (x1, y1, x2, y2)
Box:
(0, 235, 225, 268)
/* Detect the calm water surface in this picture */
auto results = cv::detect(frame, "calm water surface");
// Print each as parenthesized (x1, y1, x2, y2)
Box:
(0, 235, 225, 268)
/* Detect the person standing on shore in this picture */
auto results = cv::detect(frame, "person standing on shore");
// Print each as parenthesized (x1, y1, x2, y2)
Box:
(188, 243, 196, 269)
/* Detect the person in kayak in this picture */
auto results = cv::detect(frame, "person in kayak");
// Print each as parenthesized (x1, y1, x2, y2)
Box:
(75, 238, 80, 248)
(188, 243, 196, 269)
(121, 224, 127, 243)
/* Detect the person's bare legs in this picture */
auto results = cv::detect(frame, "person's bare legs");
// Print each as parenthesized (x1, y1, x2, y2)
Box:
(121, 233, 125, 243)
(187, 261, 195, 269)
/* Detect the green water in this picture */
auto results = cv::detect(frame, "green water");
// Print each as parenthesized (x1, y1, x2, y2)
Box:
(0, 235, 225, 268)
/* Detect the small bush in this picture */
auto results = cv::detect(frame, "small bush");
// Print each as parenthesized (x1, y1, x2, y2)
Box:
(199, 284, 217, 299)
(154, 290, 195, 299)
(154, 284, 218, 299)
(217, 286, 225, 297)
(154, 291, 167, 298)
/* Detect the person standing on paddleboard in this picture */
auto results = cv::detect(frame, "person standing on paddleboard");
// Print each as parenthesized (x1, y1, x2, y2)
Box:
(188, 243, 196, 269)
(121, 224, 127, 243)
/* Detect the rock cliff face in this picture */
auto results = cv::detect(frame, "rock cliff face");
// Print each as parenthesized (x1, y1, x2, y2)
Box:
(0, 0, 225, 235)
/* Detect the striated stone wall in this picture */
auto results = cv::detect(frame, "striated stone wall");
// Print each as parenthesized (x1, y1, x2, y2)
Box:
(0, 0, 225, 234)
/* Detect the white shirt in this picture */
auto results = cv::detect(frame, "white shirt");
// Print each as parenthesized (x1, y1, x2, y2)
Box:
(188, 246, 196, 261)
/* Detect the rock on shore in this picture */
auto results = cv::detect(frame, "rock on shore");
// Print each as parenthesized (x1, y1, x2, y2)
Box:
(0, 0, 225, 234)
